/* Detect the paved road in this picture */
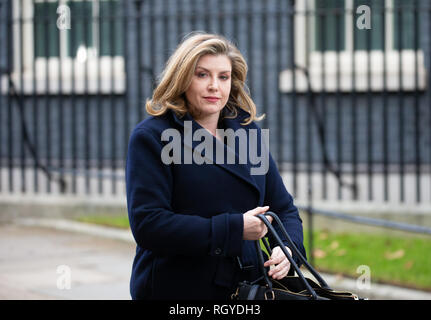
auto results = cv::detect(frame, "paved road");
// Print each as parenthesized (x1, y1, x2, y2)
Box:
(2, 219, 431, 300)
(0, 222, 135, 300)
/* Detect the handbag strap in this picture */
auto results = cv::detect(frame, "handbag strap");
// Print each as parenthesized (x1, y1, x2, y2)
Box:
(246, 284, 261, 300)
(255, 214, 318, 299)
(254, 240, 273, 290)
(260, 211, 330, 289)
(261, 236, 272, 256)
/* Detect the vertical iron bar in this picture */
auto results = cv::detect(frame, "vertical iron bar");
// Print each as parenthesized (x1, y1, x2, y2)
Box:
(219, 0, 225, 35)
(71, 0, 77, 194)
(44, 0, 51, 194)
(247, 0, 254, 99)
(110, 0, 117, 194)
(219, 0, 224, 33)
(351, 3, 358, 200)
(366, 2, 372, 201)
(382, 3, 388, 202)
(190, 0, 197, 31)
(149, 0, 155, 96)
(97, 0, 103, 194)
(19, 0, 25, 193)
(306, 97, 312, 260)
(136, 0, 143, 122)
(306, 6, 313, 266)
(276, 0, 282, 168)
(306, 2, 314, 260)
(261, 1, 267, 129)
(307, 190, 313, 267)
(289, 0, 297, 196)
(163, 0, 169, 64)
(413, 0, 420, 203)
(397, 3, 405, 203)
(58, 0, 64, 194)
(123, 0, 130, 167)
(233, 0, 239, 40)
(173, 0, 180, 59)
(7, 0, 13, 192)
(335, 5, 342, 200)
(176, 0, 182, 36)
(83, 0, 90, 195)
(319, 6, 327, 200)
(204, 0, 210, 32)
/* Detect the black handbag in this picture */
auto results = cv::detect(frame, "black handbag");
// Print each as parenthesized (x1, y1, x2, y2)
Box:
(231, 211, 362, 300)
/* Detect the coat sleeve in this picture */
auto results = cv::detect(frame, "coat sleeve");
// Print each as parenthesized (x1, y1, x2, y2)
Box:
(264, 152, 307, 267)
(125, 127, 243, 257)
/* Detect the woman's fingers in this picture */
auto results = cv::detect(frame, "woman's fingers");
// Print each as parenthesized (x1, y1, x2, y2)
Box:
(243, 206, 270, 240)
(243, 206, 275, 240)
(253, 206, 269, 239)
(249, 206, 273, 238)
(251, 207, 273, 224)
(269, 259, 289, 279)
(264, 246, 292, 279)
(265, 215, 273, 224)
(247, 206, 269, 216)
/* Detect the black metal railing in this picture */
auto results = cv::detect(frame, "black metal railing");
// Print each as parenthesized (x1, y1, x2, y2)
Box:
(0, 0, 430, 208)
(299, 204, 431, 266)
(284, 0, 431, 207)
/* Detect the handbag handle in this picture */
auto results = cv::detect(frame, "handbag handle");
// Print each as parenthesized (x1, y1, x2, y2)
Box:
(254, 213, 318, 299)
(259, 211, 331, 289)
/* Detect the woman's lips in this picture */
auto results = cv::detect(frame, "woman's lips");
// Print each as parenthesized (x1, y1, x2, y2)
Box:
(204, 97, 220, 103)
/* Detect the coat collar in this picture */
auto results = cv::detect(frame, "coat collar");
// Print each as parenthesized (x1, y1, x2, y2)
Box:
(169, 108, 261, 197)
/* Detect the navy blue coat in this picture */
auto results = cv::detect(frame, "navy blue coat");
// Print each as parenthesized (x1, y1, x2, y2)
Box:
(125, 108, 306, 300)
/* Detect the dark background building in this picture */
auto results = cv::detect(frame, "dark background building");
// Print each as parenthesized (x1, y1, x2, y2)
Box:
(0, 0, 430, 213)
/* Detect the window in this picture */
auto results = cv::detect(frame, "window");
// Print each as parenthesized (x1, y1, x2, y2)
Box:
(280, 0, 427, 93)
(5, 0, 125, 94)
(34, 0, 123, 58)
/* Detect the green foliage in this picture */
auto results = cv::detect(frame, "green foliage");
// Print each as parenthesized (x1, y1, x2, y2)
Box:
(74, 214, 431, 290)
(303, 229, 431, 290)
(74, 215, 130, 229)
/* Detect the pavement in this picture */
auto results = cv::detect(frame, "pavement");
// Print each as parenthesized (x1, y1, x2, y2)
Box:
(0, 219, 135, 300)
(1, 218, 431, 300)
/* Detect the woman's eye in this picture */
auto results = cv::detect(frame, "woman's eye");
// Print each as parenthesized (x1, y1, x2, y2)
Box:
(220, 75, 230, 80)
(197, 72, 207, 78)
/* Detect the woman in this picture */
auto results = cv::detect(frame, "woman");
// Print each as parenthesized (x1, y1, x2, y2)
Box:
(125, 32, 306, 300)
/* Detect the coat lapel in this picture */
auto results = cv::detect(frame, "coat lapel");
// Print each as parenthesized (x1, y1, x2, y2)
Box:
(170, 109, 262, 198)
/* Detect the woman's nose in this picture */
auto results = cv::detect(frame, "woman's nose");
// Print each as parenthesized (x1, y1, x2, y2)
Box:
(208, 78, 219, 91)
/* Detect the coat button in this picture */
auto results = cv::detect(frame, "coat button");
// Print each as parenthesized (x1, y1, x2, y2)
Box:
(214, 248, 222, 255)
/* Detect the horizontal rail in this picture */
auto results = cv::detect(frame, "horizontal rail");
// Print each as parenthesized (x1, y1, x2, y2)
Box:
(298, 206, 431, 235)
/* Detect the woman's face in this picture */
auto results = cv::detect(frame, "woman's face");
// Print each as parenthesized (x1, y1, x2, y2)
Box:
(185, 54, 232, 121)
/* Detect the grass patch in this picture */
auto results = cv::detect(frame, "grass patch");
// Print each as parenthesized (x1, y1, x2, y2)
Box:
(73, 214, 431, 290)
(303, 229, 431, 291)
(74, 215, 130, 229)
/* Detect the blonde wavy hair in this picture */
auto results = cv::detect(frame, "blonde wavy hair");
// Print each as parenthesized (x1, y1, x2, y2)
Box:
(145, 32, 264, 125)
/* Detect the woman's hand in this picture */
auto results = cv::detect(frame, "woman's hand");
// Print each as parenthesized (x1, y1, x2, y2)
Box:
(242, 206, 273, 240)
(264, 246, 292, 280)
